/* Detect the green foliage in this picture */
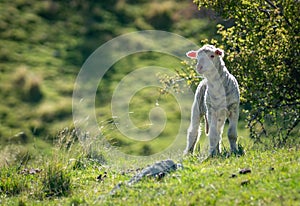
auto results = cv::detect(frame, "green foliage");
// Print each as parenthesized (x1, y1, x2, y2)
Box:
(191, 0, 299, 144)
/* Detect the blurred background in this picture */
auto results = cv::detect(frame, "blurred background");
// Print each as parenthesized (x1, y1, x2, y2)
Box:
(0, 0, 225, 163)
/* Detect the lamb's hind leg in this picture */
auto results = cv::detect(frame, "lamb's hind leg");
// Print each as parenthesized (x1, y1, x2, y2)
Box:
(184, 95, 202, 155)
(185, 119, 201, 155)
(227, 104, 239, 153)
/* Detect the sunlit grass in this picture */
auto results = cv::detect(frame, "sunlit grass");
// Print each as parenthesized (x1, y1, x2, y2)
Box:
(0, 1, 298, 205)
(1, 137, 299, 205)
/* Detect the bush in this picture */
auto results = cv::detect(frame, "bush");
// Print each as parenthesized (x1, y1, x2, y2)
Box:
(186, 0, 299, 145)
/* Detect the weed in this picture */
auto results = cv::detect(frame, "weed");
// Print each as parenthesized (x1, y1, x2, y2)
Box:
(0, 145, 29, 167)
(0, 167, 26, 196)
(55, 127, 78, 152)
(41, 164, 72, 198)
(71, 156, 87, 170)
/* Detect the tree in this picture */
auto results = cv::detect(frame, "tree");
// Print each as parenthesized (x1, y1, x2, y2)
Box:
(164, 0, 299, 146)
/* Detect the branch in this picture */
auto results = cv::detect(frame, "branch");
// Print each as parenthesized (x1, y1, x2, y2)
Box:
(284, 114, 300, 143)
(265, 0, 276, 9)
(265, 0, 293, 28)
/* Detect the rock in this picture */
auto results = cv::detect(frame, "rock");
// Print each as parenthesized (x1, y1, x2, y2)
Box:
(127, 159, 179, 186)
(230, 173, 237, 178)
(241, 180, 250, 186)
(239, 168, 251, 174)
(96, 172, 107, 182)
(108, 159, 182, 196)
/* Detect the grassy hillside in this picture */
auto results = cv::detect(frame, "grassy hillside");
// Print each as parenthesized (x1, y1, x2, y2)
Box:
(0, 0, 218, 158)
(1, 1, 299, 205)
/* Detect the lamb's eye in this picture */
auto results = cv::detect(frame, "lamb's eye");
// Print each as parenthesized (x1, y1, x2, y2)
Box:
(210, 55, 214, 58)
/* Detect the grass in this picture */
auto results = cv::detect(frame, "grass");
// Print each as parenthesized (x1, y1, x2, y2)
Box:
(0, 136, 299, 205)
(105, 148, 300, 206)
(0, 0, 215, 137)
(0, 0, 218, 157)
(1, 1, 298, 205)
(41, 164, 72, 198)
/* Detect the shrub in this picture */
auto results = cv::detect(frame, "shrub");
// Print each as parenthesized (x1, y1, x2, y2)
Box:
(168, 0, 299, 146)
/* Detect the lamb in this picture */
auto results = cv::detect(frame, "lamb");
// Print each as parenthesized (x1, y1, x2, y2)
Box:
(184, 45, 240, 156)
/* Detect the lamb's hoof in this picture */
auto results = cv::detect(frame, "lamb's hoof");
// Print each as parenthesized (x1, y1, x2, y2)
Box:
(231, 147, 245, 157)
(183, 150, 191, 156)
(183, 148, 194, 156)
(208, 149, 221, 157)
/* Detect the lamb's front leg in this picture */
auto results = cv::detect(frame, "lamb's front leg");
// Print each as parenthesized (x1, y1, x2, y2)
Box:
(208, 109, 226, 156)
(184, 96, 201, 155)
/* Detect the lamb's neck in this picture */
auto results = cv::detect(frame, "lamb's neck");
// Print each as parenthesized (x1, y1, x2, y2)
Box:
(205, 65, 229, 98)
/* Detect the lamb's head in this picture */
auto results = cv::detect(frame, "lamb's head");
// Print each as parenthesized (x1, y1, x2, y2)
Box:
(186, 45, 224, 75)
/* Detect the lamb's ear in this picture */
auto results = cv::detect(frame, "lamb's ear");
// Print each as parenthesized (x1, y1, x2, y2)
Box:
(215, 49, 224, 57)
(186, 50, 197, 59)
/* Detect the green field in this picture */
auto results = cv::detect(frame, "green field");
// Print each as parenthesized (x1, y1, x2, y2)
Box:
(0, 0, 217, 157)
(1, 140, 299, 205)
(1, 0, 299, 205)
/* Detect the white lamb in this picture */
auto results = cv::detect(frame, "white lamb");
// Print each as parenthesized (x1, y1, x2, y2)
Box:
(184, 45, 240, 156)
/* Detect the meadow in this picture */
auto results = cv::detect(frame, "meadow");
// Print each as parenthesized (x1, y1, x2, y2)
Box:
(0, 0, 299, 205)
(1, 135, 299, 205)
(0, 0, 217, 159)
